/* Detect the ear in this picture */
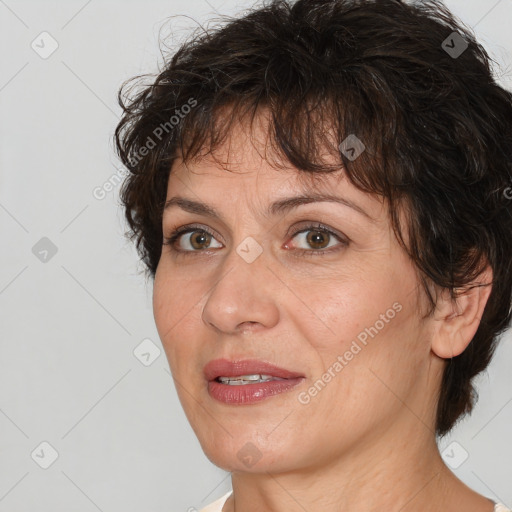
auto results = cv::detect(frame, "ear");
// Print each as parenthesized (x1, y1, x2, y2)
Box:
(431, 264, 493, 359)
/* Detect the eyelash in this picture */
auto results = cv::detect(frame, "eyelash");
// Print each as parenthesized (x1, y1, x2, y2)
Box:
(162, 222, 349, 257)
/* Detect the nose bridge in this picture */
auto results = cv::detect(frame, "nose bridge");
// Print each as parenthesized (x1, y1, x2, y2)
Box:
(201, 235, 280, 334)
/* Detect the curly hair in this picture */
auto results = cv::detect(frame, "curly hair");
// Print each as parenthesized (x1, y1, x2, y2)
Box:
(114, 0, 512, 437)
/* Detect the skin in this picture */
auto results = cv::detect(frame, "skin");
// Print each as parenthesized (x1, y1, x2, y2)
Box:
(153, 110, 494, 512)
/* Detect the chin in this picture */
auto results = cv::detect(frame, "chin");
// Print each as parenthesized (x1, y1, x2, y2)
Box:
(199, 434, 303, 473)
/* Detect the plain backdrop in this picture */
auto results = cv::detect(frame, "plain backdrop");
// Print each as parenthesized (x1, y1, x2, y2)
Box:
(0, 0, 511, 511)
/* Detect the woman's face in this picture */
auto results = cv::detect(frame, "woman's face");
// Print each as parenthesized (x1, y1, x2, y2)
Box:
(153, 115, 440, 473)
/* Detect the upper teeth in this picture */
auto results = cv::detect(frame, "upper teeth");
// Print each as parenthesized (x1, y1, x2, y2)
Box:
(218, 374, 284, 385)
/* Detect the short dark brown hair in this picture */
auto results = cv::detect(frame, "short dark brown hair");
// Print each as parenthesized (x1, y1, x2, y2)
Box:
(114, 0, 512, 436)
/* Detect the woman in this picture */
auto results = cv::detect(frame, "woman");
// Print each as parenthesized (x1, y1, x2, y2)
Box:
(114, 0, 512, 510)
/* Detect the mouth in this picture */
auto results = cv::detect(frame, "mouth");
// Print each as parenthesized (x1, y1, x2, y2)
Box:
(204, 358, 305, 405)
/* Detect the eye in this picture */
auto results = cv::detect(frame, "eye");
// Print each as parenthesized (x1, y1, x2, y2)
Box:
(163, 225, 223, 252)
(163, 222, 348, 257)
(285, 223, 348, 255)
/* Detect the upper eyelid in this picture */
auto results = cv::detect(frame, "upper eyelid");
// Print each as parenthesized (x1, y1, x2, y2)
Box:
(168, 222, 340, 238)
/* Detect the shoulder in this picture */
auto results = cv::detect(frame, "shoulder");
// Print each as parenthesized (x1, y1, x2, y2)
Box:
(199, 491, 232, 512)
(495, 504, 512, 512)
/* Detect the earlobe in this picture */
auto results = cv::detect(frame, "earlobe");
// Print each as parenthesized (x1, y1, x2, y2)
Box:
(430, 265, 493, 359)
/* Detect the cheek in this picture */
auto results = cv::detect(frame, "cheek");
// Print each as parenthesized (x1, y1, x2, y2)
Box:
(291, 251, 401, 345)
(295, 263, 425, 399)
(153, 266, 200, 366)
(292, 272, 398, 356)
(153, 260, 204, 330)
(153, 269, 173, 343)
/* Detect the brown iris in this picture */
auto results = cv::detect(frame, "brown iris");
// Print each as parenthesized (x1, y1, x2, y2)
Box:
(190, 231, 212, 250)
(305, 230, 330, 250)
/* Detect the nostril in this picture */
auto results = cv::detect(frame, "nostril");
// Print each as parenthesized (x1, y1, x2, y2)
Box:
(239, 321, 259, 334)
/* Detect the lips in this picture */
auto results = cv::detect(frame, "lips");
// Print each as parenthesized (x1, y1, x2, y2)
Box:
(204, 358, 305, 405)
(203, 358, 304, 382)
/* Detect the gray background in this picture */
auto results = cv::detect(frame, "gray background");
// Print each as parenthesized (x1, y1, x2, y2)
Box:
(0, 0, 511, 510)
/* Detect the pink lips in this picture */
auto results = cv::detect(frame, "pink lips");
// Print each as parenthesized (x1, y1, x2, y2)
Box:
(204, 358, 305, 405)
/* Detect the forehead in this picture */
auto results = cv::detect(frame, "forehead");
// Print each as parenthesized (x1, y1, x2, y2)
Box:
(165, 159, 388, 233)
(165, 107, 387, 223)
(170, 103, 344, 184)
(168, 154, 344, 200)
(168, 109, 345, 194)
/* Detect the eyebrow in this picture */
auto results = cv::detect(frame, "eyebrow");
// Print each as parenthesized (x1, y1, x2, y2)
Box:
(163, 193, 376, 222)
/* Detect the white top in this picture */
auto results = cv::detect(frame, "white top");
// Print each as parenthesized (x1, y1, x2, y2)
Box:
(199, 491, 511, 512)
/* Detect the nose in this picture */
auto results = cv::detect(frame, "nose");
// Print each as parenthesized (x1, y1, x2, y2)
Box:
(201, 244, 280, 335)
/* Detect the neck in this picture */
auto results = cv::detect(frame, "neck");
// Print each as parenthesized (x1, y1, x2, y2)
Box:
(223, 419, 490, 512)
